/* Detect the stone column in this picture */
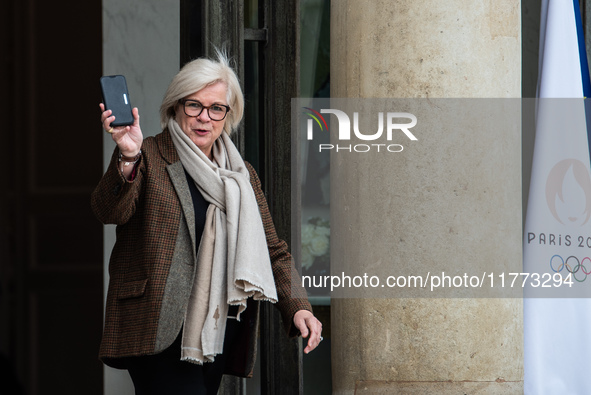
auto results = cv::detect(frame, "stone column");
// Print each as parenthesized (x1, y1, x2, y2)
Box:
(330, 1, 522, 394)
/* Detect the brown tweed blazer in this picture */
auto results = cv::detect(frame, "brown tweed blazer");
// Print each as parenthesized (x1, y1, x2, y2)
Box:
(91, 129, 311, 377)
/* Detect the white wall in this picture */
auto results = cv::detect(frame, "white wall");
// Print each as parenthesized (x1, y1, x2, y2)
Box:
(101, 1, 180, 393)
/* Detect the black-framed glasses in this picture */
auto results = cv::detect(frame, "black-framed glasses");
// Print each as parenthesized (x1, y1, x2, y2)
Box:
(179, 99, 230, 121)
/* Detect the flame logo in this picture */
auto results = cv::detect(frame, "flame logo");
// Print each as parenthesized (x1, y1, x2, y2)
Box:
(546, 159, 591, 225)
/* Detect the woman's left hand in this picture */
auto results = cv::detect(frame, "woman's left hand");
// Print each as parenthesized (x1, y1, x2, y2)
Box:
(293, 310, 323, 353)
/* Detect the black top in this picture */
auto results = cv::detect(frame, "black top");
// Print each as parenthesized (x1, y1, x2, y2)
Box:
(185, 170, 209, 249)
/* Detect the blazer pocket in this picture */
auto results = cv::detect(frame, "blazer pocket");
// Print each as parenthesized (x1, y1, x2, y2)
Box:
(118, 278, 148, 300)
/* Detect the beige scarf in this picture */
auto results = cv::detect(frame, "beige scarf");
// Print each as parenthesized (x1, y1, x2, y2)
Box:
(168, 118, 278, 364)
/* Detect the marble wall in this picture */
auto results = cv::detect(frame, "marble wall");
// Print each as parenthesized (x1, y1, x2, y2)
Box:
(101, 1, 179, 393)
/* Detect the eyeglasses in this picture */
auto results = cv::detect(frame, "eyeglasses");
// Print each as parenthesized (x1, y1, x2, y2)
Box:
(179, 99, 230, 121)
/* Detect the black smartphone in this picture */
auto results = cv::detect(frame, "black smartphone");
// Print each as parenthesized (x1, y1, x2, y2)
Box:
(100, 75, 134, 126)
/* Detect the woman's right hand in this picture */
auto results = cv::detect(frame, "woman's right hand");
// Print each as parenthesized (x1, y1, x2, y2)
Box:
(100, 103, 143, 157)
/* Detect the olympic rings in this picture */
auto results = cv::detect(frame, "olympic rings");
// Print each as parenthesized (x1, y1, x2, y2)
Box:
(582, 257, 591, 275)
(550, 254, 591, 282)
(550, 255, 564, 272)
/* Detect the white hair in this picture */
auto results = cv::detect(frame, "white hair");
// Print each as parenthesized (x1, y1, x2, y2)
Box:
(159, 49, 244, 135)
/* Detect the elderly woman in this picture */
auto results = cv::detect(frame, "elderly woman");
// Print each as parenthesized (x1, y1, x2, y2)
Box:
(92, 52, 322, 394)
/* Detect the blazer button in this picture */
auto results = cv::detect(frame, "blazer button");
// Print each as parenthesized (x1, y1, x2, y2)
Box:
(112, 184, 122, 196)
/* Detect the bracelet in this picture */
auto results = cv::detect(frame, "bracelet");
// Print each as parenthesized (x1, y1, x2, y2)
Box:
(119, 150, 142, 167)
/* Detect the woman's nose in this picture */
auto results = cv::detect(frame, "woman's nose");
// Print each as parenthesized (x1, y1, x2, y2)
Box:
(197, 108, 211, 122)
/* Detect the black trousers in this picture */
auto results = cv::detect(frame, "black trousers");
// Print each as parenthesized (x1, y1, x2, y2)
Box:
(126, 315, 241, 395)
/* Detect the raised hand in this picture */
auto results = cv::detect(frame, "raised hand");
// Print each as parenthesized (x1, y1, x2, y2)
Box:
(100, 103, 143, 157)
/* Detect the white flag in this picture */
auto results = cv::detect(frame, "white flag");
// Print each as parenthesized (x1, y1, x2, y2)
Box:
(524, 0, 591, 394)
